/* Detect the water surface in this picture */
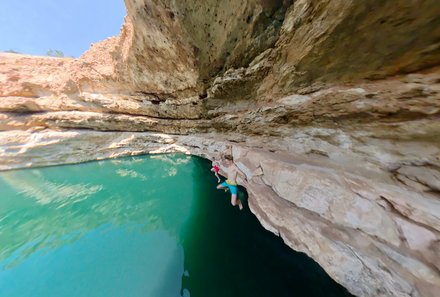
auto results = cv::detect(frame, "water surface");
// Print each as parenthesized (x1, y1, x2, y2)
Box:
(0, 154, 352, 297)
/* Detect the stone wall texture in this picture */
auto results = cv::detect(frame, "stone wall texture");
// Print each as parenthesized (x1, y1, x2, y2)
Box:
(1, 1, 440, 296)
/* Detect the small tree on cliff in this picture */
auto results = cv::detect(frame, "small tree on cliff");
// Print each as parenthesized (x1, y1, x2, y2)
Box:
(46, 49, 64, 57)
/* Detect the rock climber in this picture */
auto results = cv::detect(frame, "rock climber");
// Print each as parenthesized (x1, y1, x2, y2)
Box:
(216, 154, 247, 210)
(211, 158, 221, 183)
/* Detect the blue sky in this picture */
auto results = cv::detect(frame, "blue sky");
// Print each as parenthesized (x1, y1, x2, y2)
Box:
(0, 0, 126, 57)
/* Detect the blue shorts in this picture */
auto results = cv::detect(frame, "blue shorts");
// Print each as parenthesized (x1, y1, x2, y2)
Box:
(221, 181, 238, 195)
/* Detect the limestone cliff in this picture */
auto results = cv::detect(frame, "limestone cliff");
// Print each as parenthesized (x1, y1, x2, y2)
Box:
(1, 1, 440, 296)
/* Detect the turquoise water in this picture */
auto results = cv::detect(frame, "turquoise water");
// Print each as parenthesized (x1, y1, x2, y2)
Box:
(0, 154, 352, 297)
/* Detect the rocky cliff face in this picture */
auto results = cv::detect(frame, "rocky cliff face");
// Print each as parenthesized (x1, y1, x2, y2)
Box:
(1, 1, 440, 296)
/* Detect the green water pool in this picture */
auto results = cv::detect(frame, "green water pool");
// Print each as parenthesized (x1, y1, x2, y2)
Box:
(0, 154, 352, 297)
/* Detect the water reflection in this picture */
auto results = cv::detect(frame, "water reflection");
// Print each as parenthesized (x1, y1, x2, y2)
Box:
(1, 171, 102, 205)
(116, 169, 148, 180)
(0, 155, 194, 282)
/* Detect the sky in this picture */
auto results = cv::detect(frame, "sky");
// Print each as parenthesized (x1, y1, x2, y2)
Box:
(0, 0, 126, 57)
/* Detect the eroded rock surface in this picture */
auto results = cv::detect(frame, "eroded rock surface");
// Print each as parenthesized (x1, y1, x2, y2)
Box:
(1, 0, 440, 296)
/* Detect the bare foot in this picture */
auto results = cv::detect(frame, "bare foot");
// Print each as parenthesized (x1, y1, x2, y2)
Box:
(238, 200, 243, 210)
(217, 179, 221, 183)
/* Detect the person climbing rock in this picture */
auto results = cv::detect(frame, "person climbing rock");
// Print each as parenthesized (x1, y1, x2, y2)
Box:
(210, 158, 221, 183)
(216, 154, 247, 210)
